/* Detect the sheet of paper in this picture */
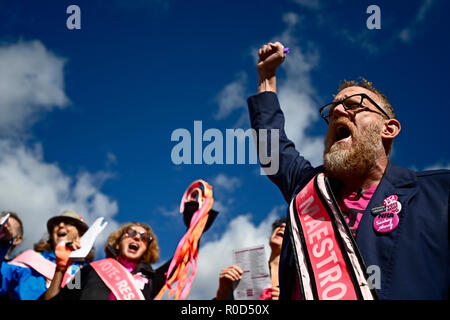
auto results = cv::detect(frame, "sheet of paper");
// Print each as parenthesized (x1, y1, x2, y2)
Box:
(0, 213, 10, 228)
(0, 213, 10, 236)
(70, 217, 108, 260)
(232, 244, 271, 300)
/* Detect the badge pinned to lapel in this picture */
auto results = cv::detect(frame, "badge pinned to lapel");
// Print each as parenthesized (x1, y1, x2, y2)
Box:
(372, 195, 401, 234)
(373, 211, 399, 233)
(371, 205, 386, 216)
(382, 195, 402, 214)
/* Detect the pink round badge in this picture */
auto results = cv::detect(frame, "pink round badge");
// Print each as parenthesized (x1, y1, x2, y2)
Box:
(373, 212, 399, 233)
(383, 195, 402, 214)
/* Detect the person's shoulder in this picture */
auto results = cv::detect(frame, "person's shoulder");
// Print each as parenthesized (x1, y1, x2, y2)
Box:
(389, 162, 449, 178)
(415, 168, 450, 178)
(412, 169, 450, 193)
(415, 169, 450, 185)
(387, 163, 450, 190)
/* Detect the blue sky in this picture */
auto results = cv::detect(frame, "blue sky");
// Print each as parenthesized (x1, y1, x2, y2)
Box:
(0, 0, 449, 299)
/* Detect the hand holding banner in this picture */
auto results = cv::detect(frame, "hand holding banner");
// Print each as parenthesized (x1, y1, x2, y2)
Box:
(155, 179, 214, 300)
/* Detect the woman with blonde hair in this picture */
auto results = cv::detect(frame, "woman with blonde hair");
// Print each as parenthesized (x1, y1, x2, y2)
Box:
(44, 200, 217, 300)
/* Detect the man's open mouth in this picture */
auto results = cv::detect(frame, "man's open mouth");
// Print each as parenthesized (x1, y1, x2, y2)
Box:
(334, 124, 352, 143)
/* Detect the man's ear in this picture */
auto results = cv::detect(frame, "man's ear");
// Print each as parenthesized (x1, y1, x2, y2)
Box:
(381, 118, 401, 140)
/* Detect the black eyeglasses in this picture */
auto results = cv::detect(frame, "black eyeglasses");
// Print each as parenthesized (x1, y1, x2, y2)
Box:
(319, 93, 390, 124)
(124, 228, 153, 243)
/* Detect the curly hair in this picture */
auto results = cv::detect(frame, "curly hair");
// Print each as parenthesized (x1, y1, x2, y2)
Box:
(105, 222, 160, 264)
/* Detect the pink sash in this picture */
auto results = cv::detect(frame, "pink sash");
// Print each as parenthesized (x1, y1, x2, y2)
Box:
(9, 250, 74, 287)
(288, 173, 376, 300)
(90, 258, 145, 300)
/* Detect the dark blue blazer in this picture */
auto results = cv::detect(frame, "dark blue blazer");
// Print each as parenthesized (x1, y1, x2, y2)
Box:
(248, 92, 449, 300)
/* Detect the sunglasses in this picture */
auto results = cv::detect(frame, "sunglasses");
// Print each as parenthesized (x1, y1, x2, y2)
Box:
(124, 228, 153, 244)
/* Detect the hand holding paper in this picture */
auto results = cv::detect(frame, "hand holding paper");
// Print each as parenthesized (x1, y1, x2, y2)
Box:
(231, 244, 271, 300)
(55, 240, 80, 271)
(70, 217, 108, 260)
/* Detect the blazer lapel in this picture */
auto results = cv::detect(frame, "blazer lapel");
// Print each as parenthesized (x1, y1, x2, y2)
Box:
(355, 162, 417, 298)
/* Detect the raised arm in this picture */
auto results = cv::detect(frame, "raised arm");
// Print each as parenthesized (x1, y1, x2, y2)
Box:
(257, 42, 285, 94)
(248, 42, 320, 202)
(42, 240, 80, 300)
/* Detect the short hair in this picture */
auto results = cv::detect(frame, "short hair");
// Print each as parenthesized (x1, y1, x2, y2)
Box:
(105, 222, 160, 264)
(1, 210, 23, 238)
(337, 78, 397, 155)
(337, 78, 396, 119)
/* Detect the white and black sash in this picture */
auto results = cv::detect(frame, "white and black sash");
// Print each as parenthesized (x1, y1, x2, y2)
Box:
(287, 173, 378, 300)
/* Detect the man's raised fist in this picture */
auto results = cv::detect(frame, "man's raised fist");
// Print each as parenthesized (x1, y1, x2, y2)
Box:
(257, 42, 286, 79)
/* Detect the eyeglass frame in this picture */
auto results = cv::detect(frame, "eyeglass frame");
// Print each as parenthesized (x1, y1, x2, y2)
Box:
(123, 227, 153, 244)
(319, 93, 391, 124)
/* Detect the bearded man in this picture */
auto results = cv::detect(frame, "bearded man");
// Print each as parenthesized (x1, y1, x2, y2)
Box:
(247, 42, 449, 300)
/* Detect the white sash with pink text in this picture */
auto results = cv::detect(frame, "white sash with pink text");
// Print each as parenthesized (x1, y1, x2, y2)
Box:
(90, 258, 145, 300)
(288, 173, 376, 300)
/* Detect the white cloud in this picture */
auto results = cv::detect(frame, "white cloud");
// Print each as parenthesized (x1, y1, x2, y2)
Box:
(188, 206, 284, 299)
(289, 0, 436, 53)
(155, 204, 179, 218)
(214, 72, 248, 120)
(0, 139, 119, 256)
(106, 152, 118, 167)
(398, 29, 412, 43)
(274, 13, 324, 166)
(422, 162, 450, 171)
(0, 40, 69, 135)
(0, 40, 119, 258)
(211, 173, 242, 193)
(416, 0, 435, 23)
(209, 174, 241, 215)
(215, 13, 325, 167)
(398, 0, 436, 43)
